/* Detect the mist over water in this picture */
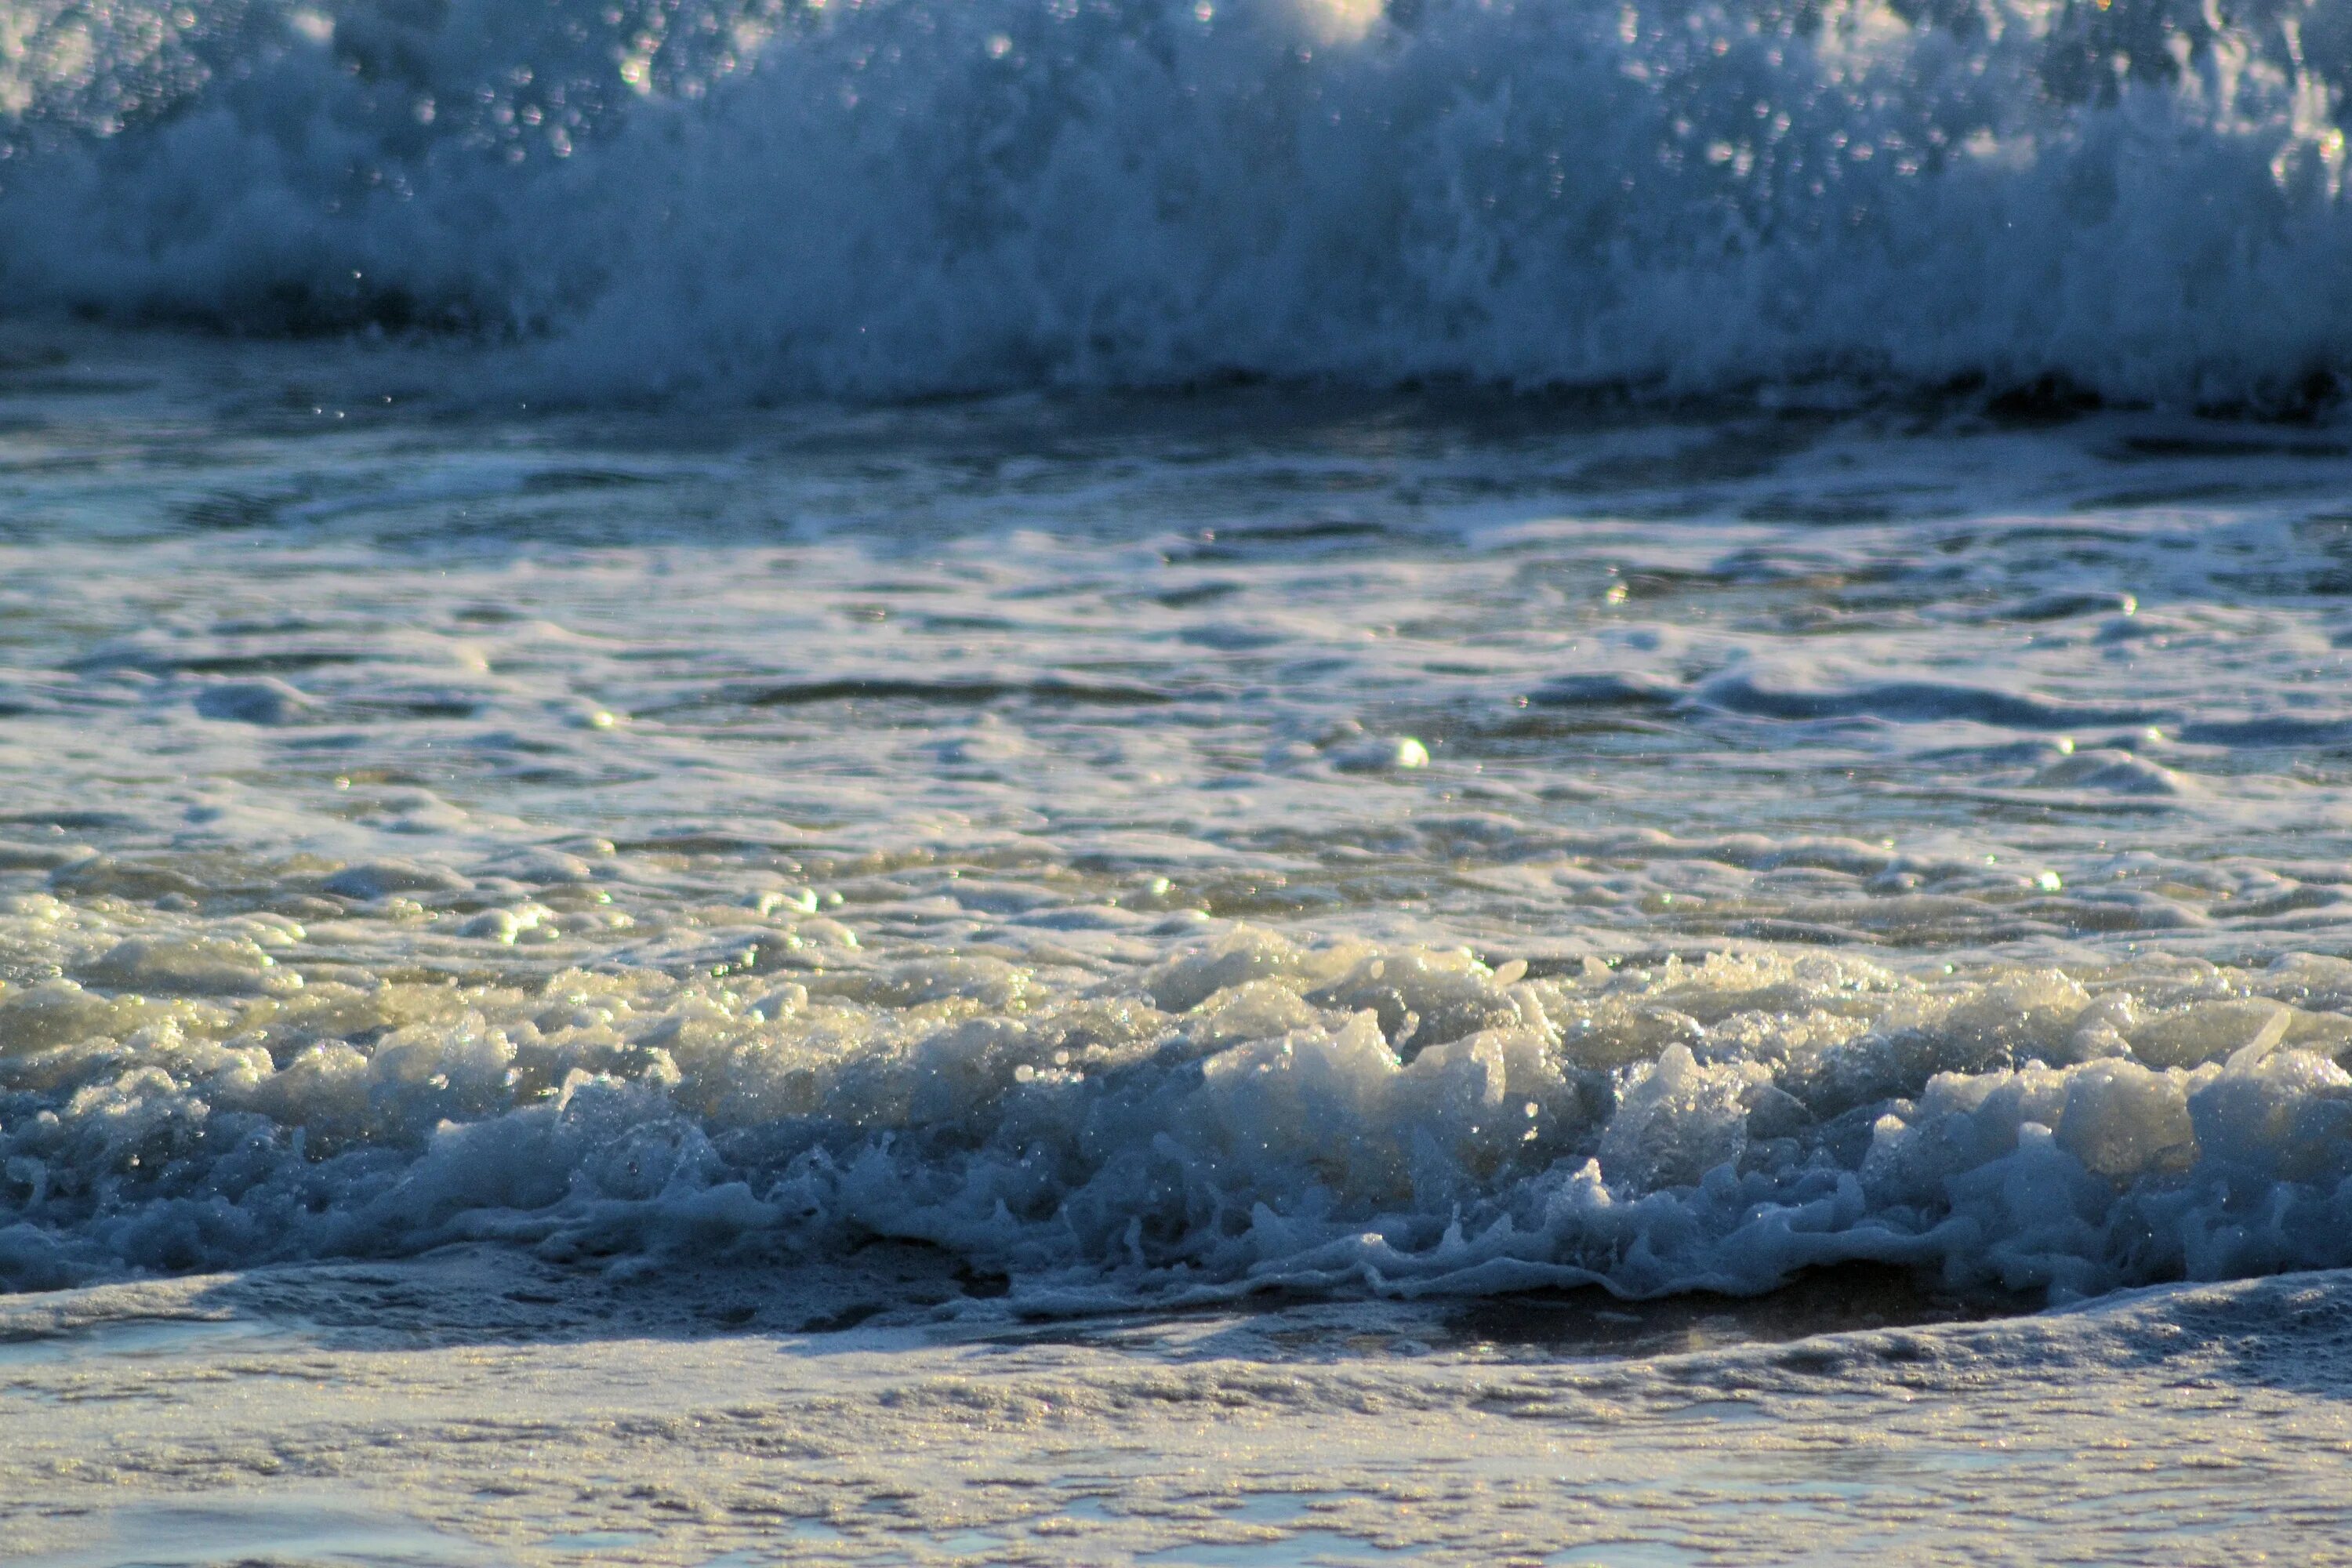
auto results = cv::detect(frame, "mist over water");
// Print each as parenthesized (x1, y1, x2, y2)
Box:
(5, 0, 2352, 402)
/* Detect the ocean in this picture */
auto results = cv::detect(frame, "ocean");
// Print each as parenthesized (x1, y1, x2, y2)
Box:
(7, 0, 2352, 1562)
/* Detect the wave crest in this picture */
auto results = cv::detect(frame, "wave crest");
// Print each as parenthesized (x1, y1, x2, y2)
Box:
(4, 0, 2352, 403)
(11, 925, 2352, 1305)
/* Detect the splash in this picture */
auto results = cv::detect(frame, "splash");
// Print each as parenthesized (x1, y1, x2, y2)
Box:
(2, 0, 2350, 404)
(9, 910, 2352, 1305)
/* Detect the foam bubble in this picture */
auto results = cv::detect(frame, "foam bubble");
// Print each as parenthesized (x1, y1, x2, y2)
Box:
(8, 916, 2352, 1302)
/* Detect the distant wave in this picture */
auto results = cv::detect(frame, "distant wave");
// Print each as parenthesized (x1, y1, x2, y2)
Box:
(5, 0, 2352, 405)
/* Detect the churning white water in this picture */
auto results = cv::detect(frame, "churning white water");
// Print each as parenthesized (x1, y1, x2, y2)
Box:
(6, 0, 2352, 403)
(9, 0, 2352, 1555)
(5, 315, 2352, 1557)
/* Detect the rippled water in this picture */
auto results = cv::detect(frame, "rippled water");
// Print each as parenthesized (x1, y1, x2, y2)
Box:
(10, 0, 2352, 1552)
(9, 321, 2352, 1562)
(5, 327, 2352, 1315)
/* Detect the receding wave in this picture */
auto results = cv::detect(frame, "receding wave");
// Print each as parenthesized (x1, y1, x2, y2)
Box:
(4, 0, 2352, 405)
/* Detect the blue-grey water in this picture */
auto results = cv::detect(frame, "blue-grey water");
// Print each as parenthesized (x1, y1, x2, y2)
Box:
(10, 0, 2352, 1556)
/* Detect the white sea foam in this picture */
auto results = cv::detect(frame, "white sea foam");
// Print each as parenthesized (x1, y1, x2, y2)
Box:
(11, 914, 2352, 1305)
(4, 0, 2352, 403)
(5, 354, 2352, 1314)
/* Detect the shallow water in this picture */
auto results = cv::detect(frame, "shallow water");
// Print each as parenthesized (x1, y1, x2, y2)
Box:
(13, 1489, 497, 1567)
(9, 327, 2352, 1558)
(9, 327, 2352, 1304)
(4, 1250, 2351, 1565)
(16, 0, 2352, 1554)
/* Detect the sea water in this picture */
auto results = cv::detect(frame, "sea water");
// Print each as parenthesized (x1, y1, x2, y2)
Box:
(9, 0, 2352, 1561)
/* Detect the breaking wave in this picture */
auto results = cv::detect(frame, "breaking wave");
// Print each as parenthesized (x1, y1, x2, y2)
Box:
(4, 0, 2352, 404)
(13, 916, 2352, 1305)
